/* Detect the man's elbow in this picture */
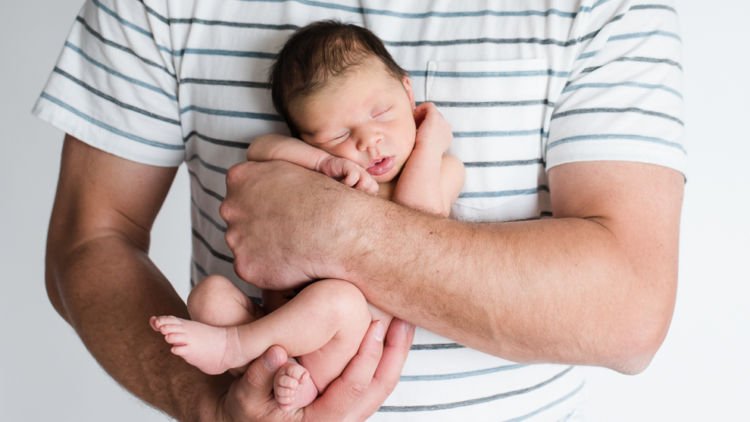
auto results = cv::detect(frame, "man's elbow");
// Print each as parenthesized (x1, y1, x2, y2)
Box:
(608, 324, 667, 375)
(44, 255, 70, 323)
(44, 234, 82, 324)
(606, 282, 676, 375)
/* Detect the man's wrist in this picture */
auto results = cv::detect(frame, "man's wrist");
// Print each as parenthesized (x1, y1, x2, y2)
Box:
(187, 374, 232, 422)
(329, 191, 431, 285)
(326, 188, 386, 279)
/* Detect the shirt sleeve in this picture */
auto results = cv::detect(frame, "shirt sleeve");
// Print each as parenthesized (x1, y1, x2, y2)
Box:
(32, 0, 184, 167)
(545, 0, 686, 176)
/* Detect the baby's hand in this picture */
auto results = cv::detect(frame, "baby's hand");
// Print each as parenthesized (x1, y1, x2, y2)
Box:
(317, 156, 379, 195)
(413, 102, 453, 154)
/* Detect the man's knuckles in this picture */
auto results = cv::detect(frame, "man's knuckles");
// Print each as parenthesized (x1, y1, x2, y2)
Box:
(218, 201, 237, 223)
(232, 255, 255, 283)
(225, 162, 250, 187)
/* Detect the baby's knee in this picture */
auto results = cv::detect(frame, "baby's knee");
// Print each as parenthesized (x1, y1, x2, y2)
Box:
(187, 275, 242, 317)
(304, 279, 369, 322)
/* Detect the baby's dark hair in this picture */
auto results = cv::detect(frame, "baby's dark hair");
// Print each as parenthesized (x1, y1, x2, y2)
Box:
(270, 20, 407, 135)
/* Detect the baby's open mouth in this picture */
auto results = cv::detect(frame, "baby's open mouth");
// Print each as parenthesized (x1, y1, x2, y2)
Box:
(366, 156, 395, 176)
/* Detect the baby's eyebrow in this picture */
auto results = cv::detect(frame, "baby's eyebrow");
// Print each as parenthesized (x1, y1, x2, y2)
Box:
(298, 132, 322, 145)
(300, 131, 322, 143)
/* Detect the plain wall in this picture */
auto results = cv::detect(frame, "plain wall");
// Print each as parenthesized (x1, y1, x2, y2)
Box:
(2, 2, 748, 420)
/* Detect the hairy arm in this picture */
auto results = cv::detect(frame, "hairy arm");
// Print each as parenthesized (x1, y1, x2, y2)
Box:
(223, 160, 683, 374)
(50, 136, 412, 422)
(342, 161, 683, 374)
(46, 135, 229, 421)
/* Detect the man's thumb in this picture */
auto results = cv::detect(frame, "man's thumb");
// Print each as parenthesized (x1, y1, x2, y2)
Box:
(242, 345, 288, 398)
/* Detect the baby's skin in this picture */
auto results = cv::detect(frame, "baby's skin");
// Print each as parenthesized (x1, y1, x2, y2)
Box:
(151, 277, 376, 412)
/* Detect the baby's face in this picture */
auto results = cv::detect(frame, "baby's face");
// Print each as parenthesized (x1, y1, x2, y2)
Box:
(289, 57, 417, 184)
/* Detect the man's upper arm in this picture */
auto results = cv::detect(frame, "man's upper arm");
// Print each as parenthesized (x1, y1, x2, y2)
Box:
(548, 160, 683, 328)
(544, 2, 685, 300)
(48, 134, 177, 265)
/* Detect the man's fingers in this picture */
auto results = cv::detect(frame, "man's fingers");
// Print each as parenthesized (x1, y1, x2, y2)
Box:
(302, 321, 386, 421)
(303, 320, 414, 421)
(339, 320, 387, 388)
(220, 346, 290, 421)
(373, 319, 415, 385)
(239, 345, 288, 404)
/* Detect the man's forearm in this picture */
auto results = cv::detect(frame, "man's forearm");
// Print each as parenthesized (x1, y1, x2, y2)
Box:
(344, 213, 650, 367)
(47, 235, 228, 421)
(223, 160, 681, 373)
(337, 164, 681, 373)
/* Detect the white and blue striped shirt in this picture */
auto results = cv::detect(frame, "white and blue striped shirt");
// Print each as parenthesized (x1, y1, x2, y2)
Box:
(33, 1, 685, 420)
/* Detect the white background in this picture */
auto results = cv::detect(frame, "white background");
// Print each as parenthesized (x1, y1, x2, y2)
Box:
(1, 2, 748, 420)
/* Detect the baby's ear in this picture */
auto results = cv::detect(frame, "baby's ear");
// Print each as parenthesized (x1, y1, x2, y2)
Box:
(402, 76, 415, 107)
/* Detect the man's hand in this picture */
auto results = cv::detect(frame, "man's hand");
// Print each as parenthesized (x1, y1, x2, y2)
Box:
(216, 319, 415, 421)
(222, 160, 366, 289)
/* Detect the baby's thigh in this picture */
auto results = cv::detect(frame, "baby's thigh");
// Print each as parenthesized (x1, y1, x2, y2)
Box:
(368, 303, 393, 326)
(296, 279, 371, 386)
(187, 274, 261, 325)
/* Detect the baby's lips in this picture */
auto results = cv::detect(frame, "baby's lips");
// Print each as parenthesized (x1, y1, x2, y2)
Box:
(367, 157, 385, 169)
(366, 156, 395, 176)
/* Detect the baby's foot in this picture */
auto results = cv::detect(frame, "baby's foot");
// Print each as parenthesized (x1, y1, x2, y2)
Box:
(274, 361, 319, 412)
(150, 315, 238, 375)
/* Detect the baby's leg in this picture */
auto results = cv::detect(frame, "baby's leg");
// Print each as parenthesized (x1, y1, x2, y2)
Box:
(152, 279, 371, 408)
(188, 274, 264, 375)
(269, 280, 372, 411)
(187, 274, 262, 326)
(150, 275, 261, 375)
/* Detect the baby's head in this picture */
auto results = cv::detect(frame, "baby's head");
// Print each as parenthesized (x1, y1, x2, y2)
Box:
(270, 21, 417, 182)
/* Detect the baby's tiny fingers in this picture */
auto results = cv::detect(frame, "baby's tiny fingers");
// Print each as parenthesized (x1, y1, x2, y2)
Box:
(343, 170, 360, 187)
(362, 176, 379, 195)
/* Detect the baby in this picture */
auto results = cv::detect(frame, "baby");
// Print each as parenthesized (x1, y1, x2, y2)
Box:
(151, 21, 464, 412)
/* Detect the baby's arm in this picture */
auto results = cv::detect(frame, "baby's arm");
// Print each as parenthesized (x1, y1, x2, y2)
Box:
(248, 134, 378, 194)
(393, 103, 465, 216)
(247, 133, 326, 170)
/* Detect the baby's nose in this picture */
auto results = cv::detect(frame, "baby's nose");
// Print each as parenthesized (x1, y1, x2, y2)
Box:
(356, 131, 382, 151)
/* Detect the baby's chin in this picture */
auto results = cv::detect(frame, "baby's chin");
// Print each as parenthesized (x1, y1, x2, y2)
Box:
(372, 166, 404, 185)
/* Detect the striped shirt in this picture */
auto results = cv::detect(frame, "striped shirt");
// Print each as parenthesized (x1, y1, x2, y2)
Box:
(33, 0, 685, 420)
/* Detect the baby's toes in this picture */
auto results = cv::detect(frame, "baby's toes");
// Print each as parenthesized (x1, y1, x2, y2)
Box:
(286, 364, 309, 382)
(277, 374, 300, 390)
(152, 315, 184, 330)
(164, 332, 189, 346)
(275, 385, 295, 399)
(170, 345, 190, 357)
(276, 392, 294, 406)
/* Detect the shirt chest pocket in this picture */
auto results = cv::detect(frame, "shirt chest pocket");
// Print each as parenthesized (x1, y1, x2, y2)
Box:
(425, 59, 552, 222)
